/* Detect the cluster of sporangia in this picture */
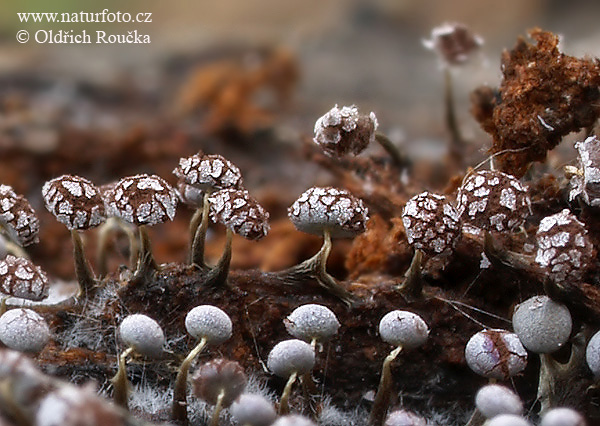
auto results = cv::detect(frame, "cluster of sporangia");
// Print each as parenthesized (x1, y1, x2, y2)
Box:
(0, 24, 598, 425)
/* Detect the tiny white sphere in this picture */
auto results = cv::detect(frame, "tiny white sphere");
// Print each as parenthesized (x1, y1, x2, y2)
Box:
(541, 408, 586, 426)
(271, 415, 316, 426)
(118, 314, 164, 357)
(267, 339, 315, 378)
(230, 393, 277, 426)
(0, 308, 50, 353)
(586, 329, 600, 376)
(185, 305, 232, 344)
(384, 409, 427, 426)
(284, 304, 340, 343)
(475, 384, 523, 419)
(378, 310, 429, 349)
(487, 414, 532, 426)
(512, 295, 572, 354)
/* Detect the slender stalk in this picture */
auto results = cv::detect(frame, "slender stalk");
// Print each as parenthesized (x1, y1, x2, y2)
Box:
(396, 249, 424, 301)
(70, 229, 96, 299)
(301, 371, 320, 420)
(134, 225, 158, 280)
(444, 67, 464, 166)
(210, 389, 226, 426)
(172, 337, 208, 425)
(0, 380, 30, 426)
(368, 345, 403, 426)
(275, 229, 357, 306)
(374, 133, 409, 168)
(111, 347, 134, 409)
(191, 192, 211, 268)
(204, 228, 233, 287)
(464, 408, 485, 426)
(0, 297, 6, 316)
(279, 371, 298, 415)
(3, 240, 28, 259)
(97, 218, 140, 277)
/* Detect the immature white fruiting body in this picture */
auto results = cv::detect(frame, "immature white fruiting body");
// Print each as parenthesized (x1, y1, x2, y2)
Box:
(230, 393, 277, 426)
(457, 170, 531, 233)
(118, 314, 165, 358)
(378, 310, 429, 350)
(475, 384, 523, 419)
(0, 255, 49, 301)
(486, 414, 532, 426)
(0, 184, 39, 246)
(271, 415, 317, 426)
(402, 191, 461, 256)
(422, 22, 483, 66)
(185, 305, 232, 343)
(173, 152, 243, 192)
(313, 105, 378, 157)
(106, 174, 178, 226)
(384, 410, 427, 426)
(284, 304, 340, 344)
(535, 209, 593, 284)
(0, 308, 50, 353)
(586, 329, 600, 376)
(208, 189, 270, 241)
(192, 358, 248, 408)
(465, 329, 528, 380)
(36, 383, 122, 426)
(570, 135, 600, 207)
(267, 339, 315, 378)
(512, 295, 572, 354)
(42, 175, 106, 230)
(289, 186, 368, 238)
(541, 408, 586, 426)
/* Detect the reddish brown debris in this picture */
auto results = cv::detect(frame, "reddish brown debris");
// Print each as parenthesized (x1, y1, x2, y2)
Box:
(471, 29, 600, 177)
(0, 184, 39, 246)
(0, 255, 49, 301)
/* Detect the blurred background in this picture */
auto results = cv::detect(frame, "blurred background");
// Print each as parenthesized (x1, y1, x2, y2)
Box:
(2, 0, 600, 142)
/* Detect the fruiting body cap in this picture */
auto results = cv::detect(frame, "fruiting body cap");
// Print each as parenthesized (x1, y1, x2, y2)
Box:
(42, 175, 106, 230)
(284, 304, 340, 343)
(118, 314, 165, 358)
(465, 328, 527, 380)
(185, 305, 233, 344)
(0, 184, 40, 246)
(475, 384, 523, 419)
(230, 393, 277, 426)
(208, 189, 270, 240)
(378, 310, 429, 349)
(0, 308, 50, 353)
(512, 295, 572, 354)
(0, 255, 49, 301)
(267, 339, 315, 378)
(173, 152, 243, 192)
(288, 186, 368, 238)
(106, 174, 178, 226)
(192, 358, 247, 407)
